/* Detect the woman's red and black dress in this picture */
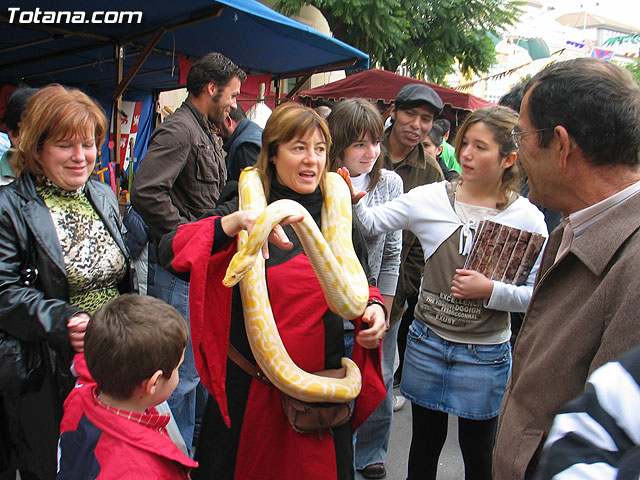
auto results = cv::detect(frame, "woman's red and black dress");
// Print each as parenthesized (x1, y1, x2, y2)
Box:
(158, 181, 385, 480)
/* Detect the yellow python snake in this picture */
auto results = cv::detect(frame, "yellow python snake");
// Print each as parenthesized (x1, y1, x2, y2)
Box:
(223, 168, 369, 403)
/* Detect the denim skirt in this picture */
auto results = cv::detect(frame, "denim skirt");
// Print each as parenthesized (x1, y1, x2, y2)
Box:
(400, 319, 511, 420)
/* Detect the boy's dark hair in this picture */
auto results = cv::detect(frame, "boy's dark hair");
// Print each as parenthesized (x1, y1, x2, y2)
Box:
(427, 123, 444, 147)
(2, 87, 39, 135)
(85, 294, 189, 400)
(434, 118, 450, 134)
(186, 52, 246, 96)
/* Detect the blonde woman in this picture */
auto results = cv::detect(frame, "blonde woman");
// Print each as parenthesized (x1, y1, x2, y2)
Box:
(342, 106, 548, 480)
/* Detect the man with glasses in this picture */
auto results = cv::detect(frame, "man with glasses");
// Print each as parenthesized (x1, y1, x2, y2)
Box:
(493, 58, 640, 479)
(512, 127, 549, 149)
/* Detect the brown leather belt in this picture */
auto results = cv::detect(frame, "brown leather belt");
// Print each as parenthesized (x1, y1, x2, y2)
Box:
(227, 344, 272, 386)
(227, 344, 348, 386)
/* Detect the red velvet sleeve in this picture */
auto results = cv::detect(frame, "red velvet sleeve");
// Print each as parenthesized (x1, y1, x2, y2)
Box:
(169, 216, 236, 427)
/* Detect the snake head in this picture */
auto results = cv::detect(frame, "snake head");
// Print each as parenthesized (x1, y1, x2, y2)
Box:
(222, 251, 255, 287)
(222, 271, 240, 287)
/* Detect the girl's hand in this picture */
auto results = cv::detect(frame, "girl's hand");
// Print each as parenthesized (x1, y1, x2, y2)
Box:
(337, 167, 366, 204)
(220, 210, 304, 259)
(451, 269, 494, 300)
(356, 303, 386, 349)
(381, 294, 394, 328)
(67, 313, 90, 352)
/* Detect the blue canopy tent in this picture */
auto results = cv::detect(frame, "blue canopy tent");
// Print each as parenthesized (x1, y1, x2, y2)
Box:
(0, 0, 369, 176)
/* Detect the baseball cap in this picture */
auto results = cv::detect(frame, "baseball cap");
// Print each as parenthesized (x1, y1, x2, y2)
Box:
(394, 83, 443, 115)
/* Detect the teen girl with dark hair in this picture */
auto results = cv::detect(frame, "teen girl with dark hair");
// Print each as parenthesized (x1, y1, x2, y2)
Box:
(328, 98, 403, 478)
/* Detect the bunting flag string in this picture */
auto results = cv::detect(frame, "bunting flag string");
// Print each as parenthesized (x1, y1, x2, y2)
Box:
(455, 49, 565, 91)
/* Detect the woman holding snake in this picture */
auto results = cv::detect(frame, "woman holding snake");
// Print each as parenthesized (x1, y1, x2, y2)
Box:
(158, 103, 387, 480)
(340, 106, 548, 480)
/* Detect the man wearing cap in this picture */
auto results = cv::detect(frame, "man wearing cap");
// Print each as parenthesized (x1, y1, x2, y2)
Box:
(355, 83, 444, 480)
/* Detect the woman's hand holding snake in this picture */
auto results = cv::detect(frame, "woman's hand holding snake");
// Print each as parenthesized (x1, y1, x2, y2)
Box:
(356, 303, 387, 349)
(221, 210, 303, 259)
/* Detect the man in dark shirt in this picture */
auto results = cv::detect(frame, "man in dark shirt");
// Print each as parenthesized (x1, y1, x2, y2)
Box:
(218, 105, 262, 182)
(385, 84, 445, 384)
(132, 52, 246, 450)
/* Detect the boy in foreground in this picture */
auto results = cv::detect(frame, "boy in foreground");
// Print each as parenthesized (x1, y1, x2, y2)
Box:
(57, 294, 198, 479)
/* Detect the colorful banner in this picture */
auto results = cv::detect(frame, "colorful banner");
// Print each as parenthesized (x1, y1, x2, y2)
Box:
(591, 48, 614, 62)
(117, 100, 143, 170)
(566, 40, 585, 48)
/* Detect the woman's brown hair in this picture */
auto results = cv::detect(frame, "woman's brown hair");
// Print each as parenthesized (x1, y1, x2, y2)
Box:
(326, 98, 385, 192)
(453, 105, 522, 209)
(253, 102, 331, 199)
(12, 84, 107, 177)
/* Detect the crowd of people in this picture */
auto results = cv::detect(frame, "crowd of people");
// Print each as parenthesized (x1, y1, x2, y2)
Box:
(0, 52, 639, 480)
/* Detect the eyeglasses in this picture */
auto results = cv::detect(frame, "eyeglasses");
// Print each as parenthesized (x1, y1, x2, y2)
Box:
(511, 128, 550, 149)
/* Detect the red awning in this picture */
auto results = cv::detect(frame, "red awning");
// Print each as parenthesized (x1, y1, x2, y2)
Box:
(299, 69, 493, 111)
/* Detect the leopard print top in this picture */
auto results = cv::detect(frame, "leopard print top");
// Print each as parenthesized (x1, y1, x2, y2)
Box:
(37, 180, 127, 314)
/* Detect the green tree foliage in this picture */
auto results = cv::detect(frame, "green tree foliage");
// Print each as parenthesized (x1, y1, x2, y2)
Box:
(273, 0, 521, 83)
(625, 58, 640, 85)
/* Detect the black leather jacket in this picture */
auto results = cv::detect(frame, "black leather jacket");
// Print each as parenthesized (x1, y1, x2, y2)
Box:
(0, 172, 133, 478)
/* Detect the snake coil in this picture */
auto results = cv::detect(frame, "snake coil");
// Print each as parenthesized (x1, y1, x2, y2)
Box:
(223, 169, 370, 403)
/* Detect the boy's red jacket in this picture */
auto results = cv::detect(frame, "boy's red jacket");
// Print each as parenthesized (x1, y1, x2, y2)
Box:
(57, 355, 198, 479)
